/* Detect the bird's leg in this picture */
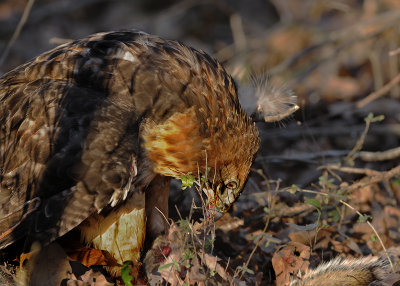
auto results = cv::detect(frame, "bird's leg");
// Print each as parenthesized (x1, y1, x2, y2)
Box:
(144, 175, 171, 249)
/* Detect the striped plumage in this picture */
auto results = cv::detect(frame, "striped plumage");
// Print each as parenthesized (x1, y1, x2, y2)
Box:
(0, 30, 259, 263)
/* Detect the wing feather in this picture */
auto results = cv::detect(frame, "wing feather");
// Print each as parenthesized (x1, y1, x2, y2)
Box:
(0, 32, 147, 248)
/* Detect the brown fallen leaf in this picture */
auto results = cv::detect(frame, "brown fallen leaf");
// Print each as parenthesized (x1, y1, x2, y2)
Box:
(272, 241, 310, 286)
(288, 227, 335, 249)
(67, 247, 110, 267)
(65, 269, 113, 286)
(331, 239, 353, 254)
(198, 251, 229, 281)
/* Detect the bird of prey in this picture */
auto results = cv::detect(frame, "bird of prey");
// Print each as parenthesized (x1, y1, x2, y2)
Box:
(0, 30, 260, 265)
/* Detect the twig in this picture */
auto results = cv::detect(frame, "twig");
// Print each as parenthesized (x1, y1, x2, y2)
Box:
(356, 73, 400, 108)
(296, 188, 394, 271)
(359, 146, 400, 161)
(324, 167, 342, 183)
(256, 147, 400, 164)
(320, 164, 381, 176)
(341, 164, 400, 194)
(329, 9, 400, 42)
(389, 29, 400, 98)
(347, 118, 371, 160)
(155, 206, 171, 227)
(255, 150, 350, 164)
(0, 0, 35, 68)
(368, 50, 384, 94)
(339, 199, 394, 272)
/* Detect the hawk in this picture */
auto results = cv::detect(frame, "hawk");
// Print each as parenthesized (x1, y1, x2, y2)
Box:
(0, 30, 259, 265)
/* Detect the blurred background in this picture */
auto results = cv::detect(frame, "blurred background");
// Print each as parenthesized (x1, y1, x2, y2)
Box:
(0, 0, 278, 72)
(1, 0, 400, 285)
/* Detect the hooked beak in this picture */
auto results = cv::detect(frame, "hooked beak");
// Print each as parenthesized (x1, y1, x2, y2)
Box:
(203, 183, 227, 221)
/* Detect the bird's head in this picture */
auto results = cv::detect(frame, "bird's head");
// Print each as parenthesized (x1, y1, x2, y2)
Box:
(142, 108, 259, 214)
(139, 41, 259, 214)
(141, 86, 259, 214)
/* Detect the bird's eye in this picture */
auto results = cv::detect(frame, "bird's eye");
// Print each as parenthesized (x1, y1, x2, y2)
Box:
(225, 179, 239, 190)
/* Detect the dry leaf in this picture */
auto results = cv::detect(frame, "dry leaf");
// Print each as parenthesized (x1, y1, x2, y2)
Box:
(188, 256, 207, 282)
(66, 269, 113, 286)
(199, 251, 228, 281)
(67, 247, 108, 267)
(331, 240, 352, 254)
(272, 242, 310, 286)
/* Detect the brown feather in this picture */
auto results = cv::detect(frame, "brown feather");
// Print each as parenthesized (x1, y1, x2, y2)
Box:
(0, 30, 259, 262)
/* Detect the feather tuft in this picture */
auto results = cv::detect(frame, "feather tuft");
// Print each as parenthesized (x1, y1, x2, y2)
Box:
(239, 75, 299, 122)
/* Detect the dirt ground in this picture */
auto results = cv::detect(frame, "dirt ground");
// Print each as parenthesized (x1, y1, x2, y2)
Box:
(1, 0, 400, 285)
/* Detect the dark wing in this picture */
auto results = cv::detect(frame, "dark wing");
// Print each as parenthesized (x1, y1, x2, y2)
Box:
(0, 31, 146, 249)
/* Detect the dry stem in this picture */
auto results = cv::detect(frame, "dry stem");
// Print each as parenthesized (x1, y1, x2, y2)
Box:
(0, 0, 35, 68)
(356, 73, 400, 108)
(359, 146, 400, 161)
